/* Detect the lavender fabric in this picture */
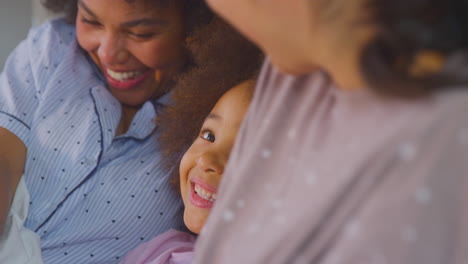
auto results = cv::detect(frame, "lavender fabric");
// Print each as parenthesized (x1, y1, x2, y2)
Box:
(121, 229, 195, 264)
(194, 60, 468, 264)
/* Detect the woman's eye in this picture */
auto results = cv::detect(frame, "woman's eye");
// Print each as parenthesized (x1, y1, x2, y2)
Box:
(81, 18, 101, 26)
(130, 32, 156, 40)
(200, 131, 215, 142)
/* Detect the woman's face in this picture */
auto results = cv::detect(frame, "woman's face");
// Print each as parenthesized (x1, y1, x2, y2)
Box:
(76, 0, 186, 107)
(179, 80, 253, 234)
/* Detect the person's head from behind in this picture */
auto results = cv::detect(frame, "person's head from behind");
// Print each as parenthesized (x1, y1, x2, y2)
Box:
(179, 80, 254, 234)
(43, 0, 211, 107)
(206, 0, 468, 96)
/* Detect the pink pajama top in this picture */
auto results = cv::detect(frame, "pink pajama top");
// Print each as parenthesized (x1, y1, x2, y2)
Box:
(121, 229, 195, 264)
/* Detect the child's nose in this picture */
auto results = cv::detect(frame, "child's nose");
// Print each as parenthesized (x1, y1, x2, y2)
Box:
(196, 151, 225, 175)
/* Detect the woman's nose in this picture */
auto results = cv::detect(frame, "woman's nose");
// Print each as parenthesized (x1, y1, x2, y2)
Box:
(196, 151, 225, 175)
(97, 33, 129, 66)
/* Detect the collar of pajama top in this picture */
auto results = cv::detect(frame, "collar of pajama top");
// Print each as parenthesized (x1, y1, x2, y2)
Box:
(0, 19, 184, 264)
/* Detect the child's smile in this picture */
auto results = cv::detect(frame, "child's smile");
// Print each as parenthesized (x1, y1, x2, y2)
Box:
(189, 176, 218, 208)
(178, 80, 255, 234)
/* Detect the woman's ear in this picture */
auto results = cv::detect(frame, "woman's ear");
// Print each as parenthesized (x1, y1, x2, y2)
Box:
(408, 50, 446, 77)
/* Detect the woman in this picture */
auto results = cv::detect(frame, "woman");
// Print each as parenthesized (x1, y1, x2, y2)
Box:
(194, 0, 468, 263)
(0, 0, 211, 263)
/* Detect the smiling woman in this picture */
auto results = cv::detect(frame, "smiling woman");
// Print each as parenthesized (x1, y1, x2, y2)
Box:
(75, 0, 186, 110)
(0, 0, 213, 263)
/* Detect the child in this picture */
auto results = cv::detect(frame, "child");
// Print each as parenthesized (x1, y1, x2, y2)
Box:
(121, 79, 255, 264)
(194, 0, 468, 263)
(120, 16, 262, 264)
(0, 0, 214, 263)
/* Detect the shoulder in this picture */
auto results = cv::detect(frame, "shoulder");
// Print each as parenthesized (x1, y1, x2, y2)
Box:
(253, 58, 330, 108)
(244, 58, 330, 129)
(257, 59, 325, 90)
(380, 87, 468, 178)
(19, 18, 88, 87)
(25, 18, 78, 67)
(431, 87, 468, 152)
(426, 87, 468, 133)
(28, 18, 76, 45)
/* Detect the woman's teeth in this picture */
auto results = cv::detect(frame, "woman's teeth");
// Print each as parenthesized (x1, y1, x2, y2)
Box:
(194, 184, 217, 202)
(106, 68, 143, 82)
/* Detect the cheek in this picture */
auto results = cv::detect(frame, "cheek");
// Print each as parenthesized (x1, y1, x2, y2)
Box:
(179, 152, 192, 193)
(76, 24, 97, 53)
(131, 36, 185, 69)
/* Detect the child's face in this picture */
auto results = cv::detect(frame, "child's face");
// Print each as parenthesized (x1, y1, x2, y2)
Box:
(179, 80, 254, 234)
(76, 0, 186, 107)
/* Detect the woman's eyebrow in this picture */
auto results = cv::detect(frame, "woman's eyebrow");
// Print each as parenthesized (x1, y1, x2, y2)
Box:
(78, 0, 167, 27)
(78, 0, 97, 18)
(121, 18, 168, 28)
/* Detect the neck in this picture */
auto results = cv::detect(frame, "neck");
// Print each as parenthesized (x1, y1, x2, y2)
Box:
(316, 28, 375, 91)
(117, 105, 139, 136)
(325, 55, 368, 91)
(309, 0, 376, 91)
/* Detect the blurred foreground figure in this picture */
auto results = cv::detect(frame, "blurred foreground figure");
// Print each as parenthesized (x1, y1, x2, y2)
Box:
(194, 0, 468, 263)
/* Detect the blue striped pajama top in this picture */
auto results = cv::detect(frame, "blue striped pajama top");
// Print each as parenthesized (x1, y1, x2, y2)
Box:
(0, 19, 185, 264)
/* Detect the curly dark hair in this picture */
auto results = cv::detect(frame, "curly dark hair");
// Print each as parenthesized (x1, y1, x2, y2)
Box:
(360, 0, 468, 97)
(41, 0, 212, 33)
(157, 16, 263, 186)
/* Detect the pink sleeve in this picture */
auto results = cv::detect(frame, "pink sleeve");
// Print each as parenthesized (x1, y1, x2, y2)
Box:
(121, 229, 196, 264)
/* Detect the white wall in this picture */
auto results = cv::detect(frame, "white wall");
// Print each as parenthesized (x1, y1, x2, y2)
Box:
(0, 1, 32, 70)
(0, 1, 61, 70)
(32, 0, 61, 26)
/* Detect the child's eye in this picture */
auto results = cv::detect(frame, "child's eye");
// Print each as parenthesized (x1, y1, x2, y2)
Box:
(200, 130, 215, 142)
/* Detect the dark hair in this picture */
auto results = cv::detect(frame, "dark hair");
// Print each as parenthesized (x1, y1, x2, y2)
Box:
(157, 16, 263, 185)
(41, 0, 212, 33)
(360, 0, 468, 97)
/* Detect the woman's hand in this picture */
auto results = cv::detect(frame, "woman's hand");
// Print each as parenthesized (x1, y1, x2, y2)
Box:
(0, 127, 26, 235)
